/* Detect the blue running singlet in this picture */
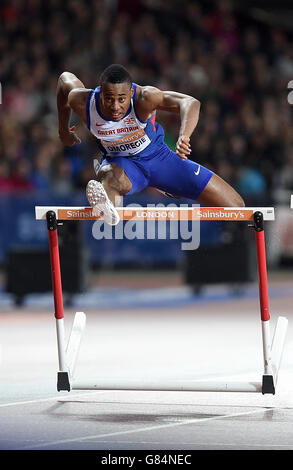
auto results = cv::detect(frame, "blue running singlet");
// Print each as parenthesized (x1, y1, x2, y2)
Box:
(86, 83, 213, 200)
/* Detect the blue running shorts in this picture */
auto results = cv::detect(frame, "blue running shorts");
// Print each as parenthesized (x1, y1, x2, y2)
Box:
(99, 144, 213, 200)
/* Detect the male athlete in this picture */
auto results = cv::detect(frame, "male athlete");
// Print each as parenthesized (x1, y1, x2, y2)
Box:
(57, 64, 244, 224)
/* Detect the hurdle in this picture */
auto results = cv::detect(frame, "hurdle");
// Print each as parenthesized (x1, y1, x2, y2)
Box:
(35, 205, 288, 394)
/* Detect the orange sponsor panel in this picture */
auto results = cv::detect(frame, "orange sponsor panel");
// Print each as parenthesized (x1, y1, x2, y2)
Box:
(119, 208, 190, 221)
(120, 208, 254, 221)
(192, 208, 254, 221)
(58, 208, 97, 220)
(56, 207, 255, 221)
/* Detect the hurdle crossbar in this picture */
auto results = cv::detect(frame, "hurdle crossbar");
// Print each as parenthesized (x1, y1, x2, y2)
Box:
(35, 206, 275, 221)
(35, 206, 287, 394)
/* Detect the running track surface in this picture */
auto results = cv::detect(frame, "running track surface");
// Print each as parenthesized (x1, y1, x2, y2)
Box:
(1, 279, 293, 452)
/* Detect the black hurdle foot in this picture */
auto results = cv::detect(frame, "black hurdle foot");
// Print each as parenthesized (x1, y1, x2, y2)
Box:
(57, 372, 71, 392)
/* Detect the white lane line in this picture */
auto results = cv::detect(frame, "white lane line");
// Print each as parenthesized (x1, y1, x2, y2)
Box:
(0, 392, 104, 408)
(19, 407, 273, 450)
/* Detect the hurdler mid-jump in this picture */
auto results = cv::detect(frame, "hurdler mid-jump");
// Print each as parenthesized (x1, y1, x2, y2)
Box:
(57, 64, 244, 225)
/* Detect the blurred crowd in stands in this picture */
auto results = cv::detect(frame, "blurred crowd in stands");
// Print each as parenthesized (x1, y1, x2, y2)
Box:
(0, 0, 293, 205)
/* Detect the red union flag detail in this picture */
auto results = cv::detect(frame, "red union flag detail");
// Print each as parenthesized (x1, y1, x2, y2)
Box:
(123, 117, 136, 125)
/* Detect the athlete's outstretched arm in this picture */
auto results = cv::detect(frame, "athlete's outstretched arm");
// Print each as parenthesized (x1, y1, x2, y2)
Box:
(57, 72, 87, 146)
(137, 86, 201, 160)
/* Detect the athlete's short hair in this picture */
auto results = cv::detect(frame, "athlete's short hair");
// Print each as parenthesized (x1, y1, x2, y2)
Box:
(99, 64, 132, 87)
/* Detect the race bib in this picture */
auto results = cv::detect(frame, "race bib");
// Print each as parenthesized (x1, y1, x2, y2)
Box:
(101, 129, 151, 156)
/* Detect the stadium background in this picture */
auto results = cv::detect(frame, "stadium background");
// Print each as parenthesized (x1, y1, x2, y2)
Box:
(1, 0, 293, 304)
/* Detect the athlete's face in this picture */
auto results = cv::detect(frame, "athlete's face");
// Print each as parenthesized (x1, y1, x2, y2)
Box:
(100, 82, 134, 121)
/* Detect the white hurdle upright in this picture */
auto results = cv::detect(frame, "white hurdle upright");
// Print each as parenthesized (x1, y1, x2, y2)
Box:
(35, 205, 288, 394)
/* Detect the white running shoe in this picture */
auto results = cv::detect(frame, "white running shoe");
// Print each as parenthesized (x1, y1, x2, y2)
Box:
(86, 180, 120, 226)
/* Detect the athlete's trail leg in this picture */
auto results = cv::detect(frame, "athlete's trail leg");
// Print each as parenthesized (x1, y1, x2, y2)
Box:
(197, 173, 245, 207)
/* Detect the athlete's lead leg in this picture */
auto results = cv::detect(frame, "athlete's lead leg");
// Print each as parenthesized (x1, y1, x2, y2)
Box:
(86, 179, 120, 225)
(86, 163, 132, 225)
